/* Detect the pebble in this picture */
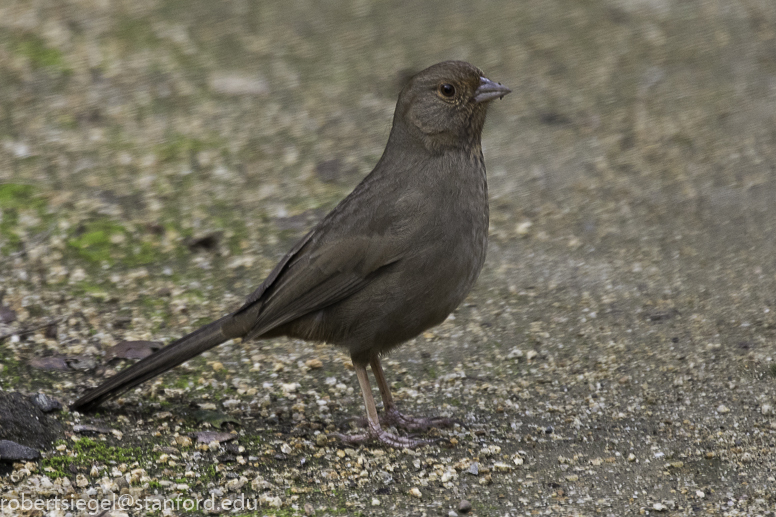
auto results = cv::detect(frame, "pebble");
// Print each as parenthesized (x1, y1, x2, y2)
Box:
(458, 500, 472, 513)
(493, 462, 511, 472)
(516, 220, 532, 235)
(0, 440, 41, 461)
(409, 487, 422, 499)
(506, 348, 523, 360)
(305, 358, 323, 369)
(375, 470, 393, 485)
(175, 436, 193, 447)
(209, 73, 269, 96)
(30, 393, 62, 413)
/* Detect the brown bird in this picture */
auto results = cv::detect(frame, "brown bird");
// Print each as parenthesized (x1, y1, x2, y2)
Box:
(71, 61, 510, 447)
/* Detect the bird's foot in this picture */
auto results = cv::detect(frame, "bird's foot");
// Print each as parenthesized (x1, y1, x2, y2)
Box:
(329, 421, 437, 449)
(381, 405, 457, 431)
(337, 408, 455, 432)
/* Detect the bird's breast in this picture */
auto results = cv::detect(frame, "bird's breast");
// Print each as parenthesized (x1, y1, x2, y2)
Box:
(412, 153, 489, 303)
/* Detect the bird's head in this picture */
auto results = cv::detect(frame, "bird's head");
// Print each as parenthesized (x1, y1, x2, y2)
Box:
(394, 61, 510, 154)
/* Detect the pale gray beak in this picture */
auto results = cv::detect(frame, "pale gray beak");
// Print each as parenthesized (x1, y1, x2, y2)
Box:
(474, 76, 511, 103)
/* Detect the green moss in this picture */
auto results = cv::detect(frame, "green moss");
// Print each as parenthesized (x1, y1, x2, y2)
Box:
(0, 353, 22, 389)
(66, 219, 166, 266)
(0, 183, 35, 205)
(169, 373, 196, 390)
(13, 34, 69, 72)
(0, 183, 51, 254)
(66, 220, 126, 264)
(66, 282, 112, 304)
(232, 510, 321, 517)
(57, 113, 79, 130)
(156, 134, 209, 163)
(42, 437, 161, 478)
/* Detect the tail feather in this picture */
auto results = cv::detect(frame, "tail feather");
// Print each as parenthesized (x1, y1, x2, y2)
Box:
(71, 316, 231, 411)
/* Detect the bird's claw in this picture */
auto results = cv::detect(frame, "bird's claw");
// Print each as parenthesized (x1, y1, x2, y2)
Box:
(338, 409, 455, 432)
(381, 406, 457, 431)
(329, 422, 438, 449)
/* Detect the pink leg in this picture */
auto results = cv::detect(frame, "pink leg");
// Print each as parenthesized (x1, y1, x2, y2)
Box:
(329, 361, 435, 448)
(370, 356, 455, 431)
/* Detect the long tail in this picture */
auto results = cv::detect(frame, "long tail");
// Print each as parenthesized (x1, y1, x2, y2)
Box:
(70, 316, 232, 411)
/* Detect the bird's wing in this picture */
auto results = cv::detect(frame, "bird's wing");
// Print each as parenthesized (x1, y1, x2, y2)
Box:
(224, 232, 406, 339)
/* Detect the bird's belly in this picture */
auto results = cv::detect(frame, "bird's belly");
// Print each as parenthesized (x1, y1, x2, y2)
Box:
(279, 193, 489, 362)
(342, 216, 487, 359)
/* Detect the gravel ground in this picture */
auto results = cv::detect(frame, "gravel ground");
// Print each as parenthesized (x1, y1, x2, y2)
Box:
(1, 1, 775, 516)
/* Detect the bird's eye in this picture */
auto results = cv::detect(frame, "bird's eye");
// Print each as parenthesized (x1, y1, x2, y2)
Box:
(439, 83, 456, 98)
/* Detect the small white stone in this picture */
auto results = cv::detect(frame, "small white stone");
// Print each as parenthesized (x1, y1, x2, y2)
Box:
(409, 487, 422, 499)
(516, 220, 532, 235)
(209, 73, 269, 96)
(69, 268, 87, 283)
(506, 348, 523, 360)
(281, 382, 299, 393)
(225, 477, 247, 491)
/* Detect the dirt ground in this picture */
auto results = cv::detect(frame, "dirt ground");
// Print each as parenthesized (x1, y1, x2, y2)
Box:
(1, 1, 775, 516)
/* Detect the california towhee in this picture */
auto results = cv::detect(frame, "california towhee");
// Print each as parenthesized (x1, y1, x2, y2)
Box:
(71, 61, 510, 447)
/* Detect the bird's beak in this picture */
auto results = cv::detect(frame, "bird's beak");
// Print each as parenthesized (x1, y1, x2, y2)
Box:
(474, 77, 511, 103)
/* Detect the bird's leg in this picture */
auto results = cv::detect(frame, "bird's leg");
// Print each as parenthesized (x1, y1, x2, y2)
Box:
(329, 362, 434, 448)
(370, 356, 455, 431)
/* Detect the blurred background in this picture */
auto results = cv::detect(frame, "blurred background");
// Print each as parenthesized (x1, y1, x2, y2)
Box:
(1, 0, 775, 514)
(1, 0, 774, 296)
